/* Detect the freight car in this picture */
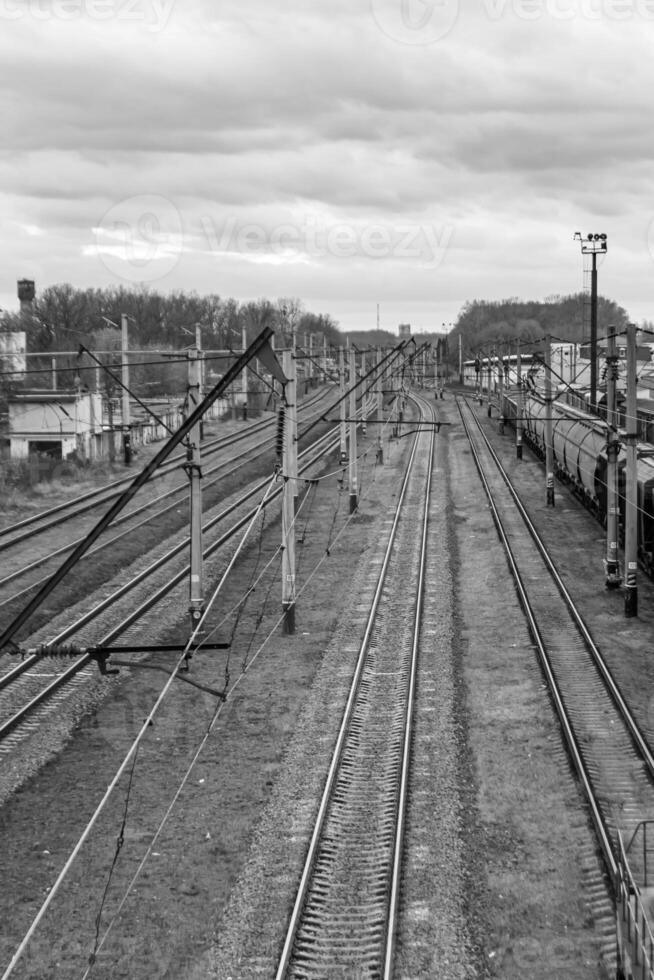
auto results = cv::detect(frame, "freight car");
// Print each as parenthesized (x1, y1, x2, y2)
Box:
(500, 389, 654, 574)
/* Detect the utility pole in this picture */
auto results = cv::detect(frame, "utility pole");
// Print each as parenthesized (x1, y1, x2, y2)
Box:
(121, 313, 131, 465)
(289, 342, 298, 513)
(51, 356, 57, 390)
(516, 339, 523, 459)
(498, 345, 505, 434)
(186, 348, 204, 629)
(281, 349, 296, 634)
(339, 346, 347, 465)
(604, 329, 621, 587)
(376, 347, 384, 464)
(196, 324, 204, 437)
(241, 324, 248, 420)
(458, 334, 463, 384)
(360, 350, 367, 435)
(438, 349, 443, 396)
(349, 347, 358, 513)
(305, 333, 312, 387)
(624, 322, 638, 616)
(487, 350, 493, 417)
(544, 337, 555, 506)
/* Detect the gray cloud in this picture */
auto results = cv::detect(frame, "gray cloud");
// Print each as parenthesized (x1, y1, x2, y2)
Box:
(1, 1, 654, 328)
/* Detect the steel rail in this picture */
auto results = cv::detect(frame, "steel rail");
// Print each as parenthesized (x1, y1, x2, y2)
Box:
(0, 416, 269, 548)
(0, 426, 341, 740)
(275, 397, 428, 979)
(457, 397, 620, 881)
(0, 391, 331, 599)
(461, 395, 654, 779)
(0, 387, 331, 550)
(384, 392, 436, 977)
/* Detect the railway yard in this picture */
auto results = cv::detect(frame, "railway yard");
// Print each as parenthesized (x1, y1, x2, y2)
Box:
(2, 380, 654, 979)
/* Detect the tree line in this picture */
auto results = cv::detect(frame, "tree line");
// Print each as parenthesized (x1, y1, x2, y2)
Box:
(0, 284, 343, 398)
(450, 293, 631, 361)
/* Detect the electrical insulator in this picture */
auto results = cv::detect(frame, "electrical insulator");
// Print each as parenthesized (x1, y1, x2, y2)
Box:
(276, 406, 286, 459)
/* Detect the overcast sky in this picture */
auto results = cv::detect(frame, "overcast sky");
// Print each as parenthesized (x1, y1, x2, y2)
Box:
(1, 0, 653, 334)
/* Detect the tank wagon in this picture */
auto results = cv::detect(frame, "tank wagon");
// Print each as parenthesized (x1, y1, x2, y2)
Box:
(499, 389, 654, 574)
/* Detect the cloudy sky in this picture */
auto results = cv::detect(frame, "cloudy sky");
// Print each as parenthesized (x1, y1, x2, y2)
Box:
(1, 0, 653, 333)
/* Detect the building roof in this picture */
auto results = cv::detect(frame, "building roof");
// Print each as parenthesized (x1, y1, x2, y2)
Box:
(9, 389, 88, 403)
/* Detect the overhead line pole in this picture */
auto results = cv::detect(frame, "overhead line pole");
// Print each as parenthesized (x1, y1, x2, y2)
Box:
(360, 349, 367, 436)
(516, 338, 523, 459)
(241, 324, 248, 420)
(604, 328, 621, 588)
(544, 336, 555, 507)
(349, 347, 358, 513)
(624, 322, 638, 616)
(121, 313, 131, 465)
(289, 344, 298, 513)
(298, 342, 407, 444)
(376, 347, 384, 464)
(282, 348, 296, 634)
(339, 346, 347, 465)
(0, 327, 282, 655)
(186, 347, 204, 628)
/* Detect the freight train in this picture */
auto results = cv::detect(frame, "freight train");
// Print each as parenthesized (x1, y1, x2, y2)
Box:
(495, 387, 654, 574)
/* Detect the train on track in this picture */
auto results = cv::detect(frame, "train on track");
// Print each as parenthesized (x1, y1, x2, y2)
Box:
(464, 380, 654, 575)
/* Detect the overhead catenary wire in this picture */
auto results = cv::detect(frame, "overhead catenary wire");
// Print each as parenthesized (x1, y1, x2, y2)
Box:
(78, 437, 383, 971)
(0, 469, 280, 980)
(0, 326, 277, 655)
(78, 345, 177, 436)
(7, 386, 416, 980)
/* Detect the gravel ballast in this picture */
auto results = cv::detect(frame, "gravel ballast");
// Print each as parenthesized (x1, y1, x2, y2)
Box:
(1, 392, 642, 978)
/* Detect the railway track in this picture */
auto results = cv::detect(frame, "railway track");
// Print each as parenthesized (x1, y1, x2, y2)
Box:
(0, 389, 332, 604)
(457, 395, 654, 971)
(276, 393, 436, 978)
(0, 421, 346, 758)
(0, 411, 276, 549)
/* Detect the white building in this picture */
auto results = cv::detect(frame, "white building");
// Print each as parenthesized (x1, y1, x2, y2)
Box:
(9, 389, 103, 460)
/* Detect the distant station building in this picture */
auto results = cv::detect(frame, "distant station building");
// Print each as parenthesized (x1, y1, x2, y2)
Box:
(8, 389, 103, 460)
